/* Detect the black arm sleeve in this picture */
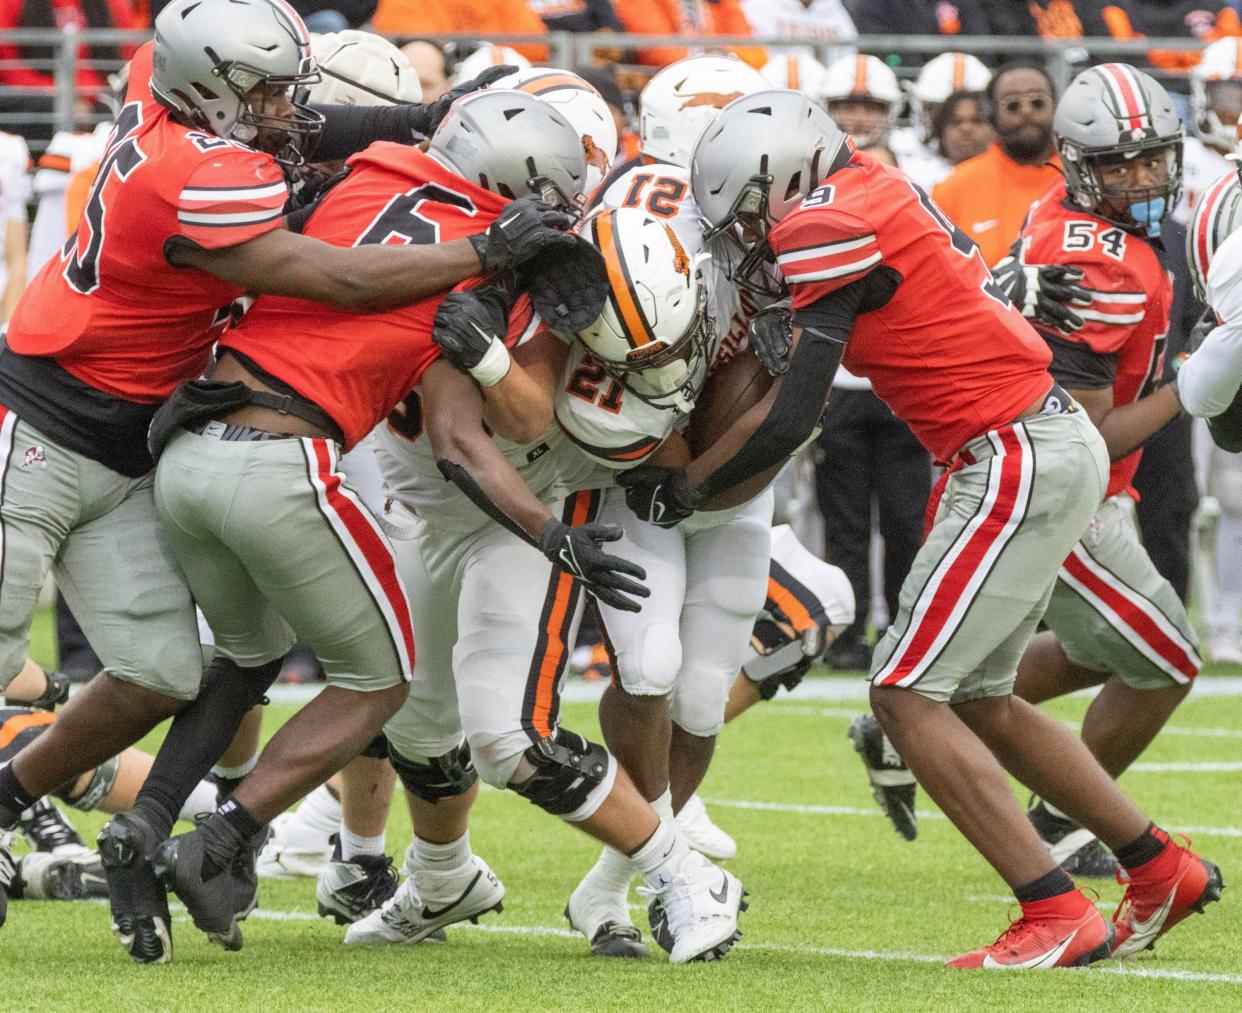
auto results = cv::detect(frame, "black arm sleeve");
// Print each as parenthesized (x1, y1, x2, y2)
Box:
(1042, 332, 1118, 391)
(691, 279, 871, 505)
(309, 103, 423, 163)
(436, 458, 539, 549)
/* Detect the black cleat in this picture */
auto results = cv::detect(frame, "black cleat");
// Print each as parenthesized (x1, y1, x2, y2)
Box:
(20, 798, 87, 854)
(316, 836, 399, 925)
(12, 851, 86, 900)
(848, 714, 918, 841)
(563, 903, 649, 959)
(1029, 799, 1119, 879)
(98, 812, 173, 964)
(153, 825, 261, 952)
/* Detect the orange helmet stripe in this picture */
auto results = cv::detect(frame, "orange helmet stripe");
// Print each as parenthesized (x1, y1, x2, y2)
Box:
(787, 54, 800, 90)
(951, 53, 966, 90)
(853, 54, 868, 94)
(517, 71, 597, 97)
(593, 212, 655, 350)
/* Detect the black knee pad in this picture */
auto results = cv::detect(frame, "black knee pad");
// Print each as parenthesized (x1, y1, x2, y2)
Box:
(389, 741, 478, 802)
(360, 732, 389, 760)
(511, 729, 609, 817)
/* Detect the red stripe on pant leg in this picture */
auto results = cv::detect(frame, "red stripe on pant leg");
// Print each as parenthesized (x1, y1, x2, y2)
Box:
(312, 440, 416, 666)
(879, 428, 1027, 686)
(1061, 551, 1199, 682)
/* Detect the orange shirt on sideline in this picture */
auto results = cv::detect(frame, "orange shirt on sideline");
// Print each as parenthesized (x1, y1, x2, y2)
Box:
(371, 0, 549, 61)
(616, 0, 765, 68)
(932, 144, 1063, 269)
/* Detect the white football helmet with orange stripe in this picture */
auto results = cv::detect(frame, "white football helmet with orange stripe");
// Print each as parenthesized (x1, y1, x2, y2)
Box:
(1191, 38, 1242, 153)
(820, 54, 902, 148)
(909, 52, 991, 144)
(760, 53, 829, 101)
(450, 43, 531, 87)
(491, 68, 619, 194)
(308, 30, 422, 106)
(575, 207, 713, 414)
(639, 55, 768, 169)
(1055, 63, 1184, 238)
(1187, 169, 1242, 300)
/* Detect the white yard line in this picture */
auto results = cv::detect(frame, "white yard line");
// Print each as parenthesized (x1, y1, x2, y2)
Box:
(701, 797, 1242, 839)
(198, 906, 1242, 985)
(260, 676, 1242, 707)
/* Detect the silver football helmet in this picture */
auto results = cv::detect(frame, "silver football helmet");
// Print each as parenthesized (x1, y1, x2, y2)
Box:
(428, 90, 587, 210)
(690, 89, 850, 296)
(151, 0, 322, 164)
(1187, 170, 1242, 301)
(1054, 63, 1184, 237)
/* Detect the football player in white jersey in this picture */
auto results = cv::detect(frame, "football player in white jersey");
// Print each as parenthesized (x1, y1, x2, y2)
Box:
(1180, 38, 1242, 225)
(819, 54, 902, 152)
(557, 205, 778, 956)
(889, 51, 991, 190)
(760, 51, 829, 99)
(336, 105, 748, 964)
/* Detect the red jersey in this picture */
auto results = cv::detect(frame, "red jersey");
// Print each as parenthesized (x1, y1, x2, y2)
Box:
(222, 145, 531, 451)
(1018, 180, 1172, 497)
(6, 42, 289, 403)
(769, 151, 1054, 463)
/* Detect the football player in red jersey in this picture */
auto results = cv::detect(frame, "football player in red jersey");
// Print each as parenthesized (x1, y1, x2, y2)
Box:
(617, 88, 1222, 968)
(0, 0, 572, 948)
(131, 90, 651, 961)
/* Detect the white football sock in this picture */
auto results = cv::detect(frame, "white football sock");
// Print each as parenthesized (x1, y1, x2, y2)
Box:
(178, 779, 219, 824)
(210, 755, 257, 782)
(339, 825, 385, 860)
(632, 818, 690, 890)
(411, 831, 471, 869)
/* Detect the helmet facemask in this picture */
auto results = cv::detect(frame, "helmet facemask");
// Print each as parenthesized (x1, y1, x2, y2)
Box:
(214, 58, 324, 166)
(598, 284, 714, 414)
(1063, 136, 1183, 239)
(703, 172, 786, 299)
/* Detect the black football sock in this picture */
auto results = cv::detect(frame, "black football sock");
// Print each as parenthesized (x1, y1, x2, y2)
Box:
(1013, 867, 1076, 904)
(0, 764, 38, 830)
(1114, 823, 1171, 870)
(133, 655, 282, 839)
(197, 799, 264, 878)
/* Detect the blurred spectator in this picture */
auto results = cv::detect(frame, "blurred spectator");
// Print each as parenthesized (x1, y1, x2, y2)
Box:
(371, 0, 549, 61)
(616, 0, 765, 69)
(150, 0, 377, 28)
(401, 40, 452, 101)
(527, 0, 621, 32)
(986, 0, 1114, 38)
(0, 130, 28, 322)
(933, 61, 1060, 268)
(889, 51, 991, 190)
(1096, 2, 1241, 73)
(932, 89, 993, 166)
(854, 0, 990, 66)
(26, 121, 108, 278)
(741, 0, 856, 65)
(1177, 37, 1239, 225)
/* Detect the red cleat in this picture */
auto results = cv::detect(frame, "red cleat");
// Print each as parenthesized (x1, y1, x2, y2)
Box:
(947, 899, 1113, 969)
(1111, 837, 1224, 960)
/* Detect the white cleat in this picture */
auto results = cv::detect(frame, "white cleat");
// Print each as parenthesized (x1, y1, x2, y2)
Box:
(344, 852, 504, 945)
(675, 795, 737, 861)
(1208, 628, 1242, 666)
(564, 860, 648, 958)
(642, 850, 747, 964)
(257, 811, 334, 880)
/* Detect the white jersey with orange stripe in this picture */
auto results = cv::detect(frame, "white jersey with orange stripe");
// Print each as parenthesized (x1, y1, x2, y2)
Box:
(372, 400, 598, 539)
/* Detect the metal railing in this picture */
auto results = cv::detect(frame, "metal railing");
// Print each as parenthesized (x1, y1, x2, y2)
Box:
(0, 28, 1212, 152)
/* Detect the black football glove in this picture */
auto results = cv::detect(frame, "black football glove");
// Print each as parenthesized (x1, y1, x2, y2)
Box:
(517, 233, 611, 333)
(408, 65, 516, 136)
(538, 519, 650, 613)
(992, 257, 1094, 332)
(616, 466, 695, 528)
(468, 194, 578, 274)
(748, 302, 793, 376)
(432, 288, 513, 387)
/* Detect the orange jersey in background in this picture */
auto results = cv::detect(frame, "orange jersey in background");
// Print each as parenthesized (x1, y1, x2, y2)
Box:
(616, 0, 765, 68)
(932, 144, 1063, 269)
(371, 0, 549, 61)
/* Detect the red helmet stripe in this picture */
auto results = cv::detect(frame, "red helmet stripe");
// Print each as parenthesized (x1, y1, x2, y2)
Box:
(1099, 63, 1148, 132)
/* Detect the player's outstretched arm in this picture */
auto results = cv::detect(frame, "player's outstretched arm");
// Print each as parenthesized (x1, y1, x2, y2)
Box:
(1068, 381, 1181, 462)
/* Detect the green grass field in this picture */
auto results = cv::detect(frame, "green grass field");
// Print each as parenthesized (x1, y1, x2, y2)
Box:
(5, 618, 1241, 1011)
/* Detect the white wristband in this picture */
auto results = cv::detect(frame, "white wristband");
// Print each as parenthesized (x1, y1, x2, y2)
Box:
(468, 338, 512, 388)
